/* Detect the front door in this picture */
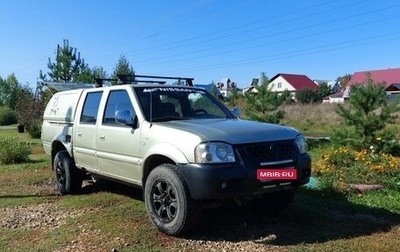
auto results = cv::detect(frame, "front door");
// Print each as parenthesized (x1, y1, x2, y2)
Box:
(96, 90, 142, 185)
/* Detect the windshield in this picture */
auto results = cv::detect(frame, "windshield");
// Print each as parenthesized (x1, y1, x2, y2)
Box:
(134, 86, 235, 121)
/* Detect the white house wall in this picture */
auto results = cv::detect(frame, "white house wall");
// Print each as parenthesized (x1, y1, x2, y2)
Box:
(269, 76, 295, 92)
(330, 97, 344, 103)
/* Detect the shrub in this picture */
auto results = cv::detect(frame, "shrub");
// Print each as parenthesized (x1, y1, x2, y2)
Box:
(26, 120, 42, 139)
(16, 98, 45, 125)
(0, 136, 31, 164)
(295, 88, 319, 104)
(313, 146, 400, 193)
(0, 106, 18, 125)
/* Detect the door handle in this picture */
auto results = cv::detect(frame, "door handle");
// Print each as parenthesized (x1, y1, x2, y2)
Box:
(99, 135, 105, 141)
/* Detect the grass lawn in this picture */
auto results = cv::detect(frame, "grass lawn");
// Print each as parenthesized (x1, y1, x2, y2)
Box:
(1, 127, 400, 251)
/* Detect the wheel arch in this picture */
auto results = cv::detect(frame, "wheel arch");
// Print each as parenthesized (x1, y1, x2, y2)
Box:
(142, 154, 176, 187)
(51, 141, 68, 170)
(141, 143, 189, 187)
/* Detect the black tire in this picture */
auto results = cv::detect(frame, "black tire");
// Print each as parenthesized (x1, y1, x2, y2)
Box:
(144, 164, 201, 236)
(249, 190, 296, 214)
(53, 151, 83, 195)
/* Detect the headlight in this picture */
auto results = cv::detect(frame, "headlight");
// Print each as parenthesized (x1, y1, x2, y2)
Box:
(295, 135, 308, 154)
(195, 142, 236, 163)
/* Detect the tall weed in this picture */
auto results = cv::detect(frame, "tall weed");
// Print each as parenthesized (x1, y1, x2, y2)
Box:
(0, 136, 31, 164)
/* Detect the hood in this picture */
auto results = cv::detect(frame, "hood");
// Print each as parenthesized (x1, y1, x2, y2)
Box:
(159, 119, 299, 144)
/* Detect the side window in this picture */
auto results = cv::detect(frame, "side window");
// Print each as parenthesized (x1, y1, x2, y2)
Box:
(80, 92, 102, 124)
(103, 90, 135, 125)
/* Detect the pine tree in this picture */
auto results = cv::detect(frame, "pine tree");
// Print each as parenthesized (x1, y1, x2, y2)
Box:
(334, 74, 398, 148)
(244, 82, 285, 124)
(111, 55, 135, 84)
(45, 39, 86, 82)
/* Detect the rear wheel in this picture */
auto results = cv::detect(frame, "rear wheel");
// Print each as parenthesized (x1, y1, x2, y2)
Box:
(53, 151, 83, 195)
(144, 164, 201, 236)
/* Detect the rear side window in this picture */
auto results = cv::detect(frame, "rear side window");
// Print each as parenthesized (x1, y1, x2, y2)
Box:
(103, 90, 135, 125)
(80, 92, 102, 124)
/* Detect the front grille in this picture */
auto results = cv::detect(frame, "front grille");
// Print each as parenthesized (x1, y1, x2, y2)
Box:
(244, 140, 296, 165)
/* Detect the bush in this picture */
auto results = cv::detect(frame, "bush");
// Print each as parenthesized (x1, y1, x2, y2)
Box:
(15, 92, 45, 126)
(313, 146, 400, 193)
(0, 136, 31, 164)
(0, 106, 18, 125)
(26, 120, 42, 139)
(295, 88, 319, 104)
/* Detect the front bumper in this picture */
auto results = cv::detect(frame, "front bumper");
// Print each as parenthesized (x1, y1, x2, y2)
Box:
(179, 153, 311, 200)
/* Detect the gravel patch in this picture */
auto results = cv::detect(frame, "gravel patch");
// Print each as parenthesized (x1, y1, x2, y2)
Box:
(171, 236, 286, 252)
(0, 203, 87, 230)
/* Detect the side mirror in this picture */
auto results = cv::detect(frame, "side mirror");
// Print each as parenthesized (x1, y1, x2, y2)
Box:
(231, 107, 240, 118)
(115, 110, 137, 127)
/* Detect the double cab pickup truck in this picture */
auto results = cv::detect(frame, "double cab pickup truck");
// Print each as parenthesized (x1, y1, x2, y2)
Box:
(41, 75, 311, 236)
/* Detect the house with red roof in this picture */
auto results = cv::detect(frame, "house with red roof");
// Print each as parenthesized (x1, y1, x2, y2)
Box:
(347, 68, 400, 88)
(268, 73, 318, 99)
(343, 68, 400, 99)
(243, 73, 318, 100)
(269, 73, 318, 91)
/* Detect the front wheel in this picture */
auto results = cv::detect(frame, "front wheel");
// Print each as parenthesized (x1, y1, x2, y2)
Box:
(53, 151, 83, 195)
(144, 164, 201, 236)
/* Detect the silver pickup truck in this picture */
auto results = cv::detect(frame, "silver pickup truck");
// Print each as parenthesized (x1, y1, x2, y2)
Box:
(41, 75, 311, 236)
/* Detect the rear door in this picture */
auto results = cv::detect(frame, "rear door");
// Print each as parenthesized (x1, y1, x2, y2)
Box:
(73, 90, 103, 171)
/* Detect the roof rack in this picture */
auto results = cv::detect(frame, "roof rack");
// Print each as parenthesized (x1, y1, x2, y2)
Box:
(44, 74, 195, 92)
(44, 82, 97, 92)
(95, 74, 194, 87)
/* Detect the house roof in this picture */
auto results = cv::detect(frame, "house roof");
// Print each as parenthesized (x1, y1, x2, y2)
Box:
(348, 68, 400, 88)
(270, 73, 318, 91)
(386, 83, 400, 91)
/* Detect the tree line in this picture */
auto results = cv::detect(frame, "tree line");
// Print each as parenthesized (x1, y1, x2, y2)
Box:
(1, 39, 396, 151)
(0, 39, 136, 136)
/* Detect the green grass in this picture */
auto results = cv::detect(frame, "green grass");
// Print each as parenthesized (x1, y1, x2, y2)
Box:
(348, 189, 400, 213)
(280, 103, 342, 137)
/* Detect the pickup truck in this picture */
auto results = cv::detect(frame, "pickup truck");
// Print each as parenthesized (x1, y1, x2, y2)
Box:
(41, 75, 311, 236)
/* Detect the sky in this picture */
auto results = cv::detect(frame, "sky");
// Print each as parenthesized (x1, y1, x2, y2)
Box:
(1, 0, 400, 89)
